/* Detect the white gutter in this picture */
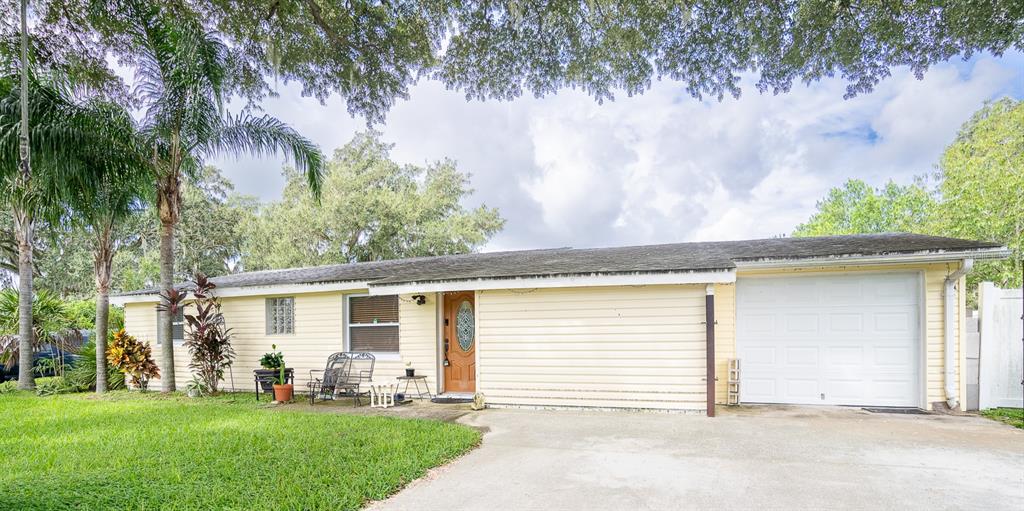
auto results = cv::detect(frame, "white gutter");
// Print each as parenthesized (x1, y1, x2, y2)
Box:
(367, 269, 737, 295)
(944, 259, 973, 409)
(733, 248, 1009, 269)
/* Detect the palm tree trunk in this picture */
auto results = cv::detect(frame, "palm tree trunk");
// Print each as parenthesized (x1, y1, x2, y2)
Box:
(158, 218, 175, 391)
(14, 209, 33, 390)
(15, 0, 33, 391)
(156, 152, 181, 392)
(93, 223, 114, 393)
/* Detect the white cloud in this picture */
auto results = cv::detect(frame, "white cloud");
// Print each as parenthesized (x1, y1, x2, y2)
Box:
(212, 53, 1023, 251)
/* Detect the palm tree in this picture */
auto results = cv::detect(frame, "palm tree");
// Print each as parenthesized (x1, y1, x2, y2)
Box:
(0, 75, 149, 390)
(14, 0, 33, 390)
(123, 2, 323, 391)
(63, 101, 150, 393)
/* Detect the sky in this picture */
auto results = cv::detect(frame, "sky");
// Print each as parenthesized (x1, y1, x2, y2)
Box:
(210, 52, 1024, 253)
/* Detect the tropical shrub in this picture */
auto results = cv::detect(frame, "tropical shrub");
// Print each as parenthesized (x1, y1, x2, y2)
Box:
(106, 330, 160, 391)
(35, 376, 78, 396)
(0, 289, 81, 370)
(33, 357, 61, 377)
(0, 380, 16, 394)
(185, 376, 209, 397)
(66, 340, 125, 391)
(162, 273, 235, 394)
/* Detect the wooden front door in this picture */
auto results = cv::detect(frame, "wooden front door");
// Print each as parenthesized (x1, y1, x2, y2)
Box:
(443, 291, 476, 393)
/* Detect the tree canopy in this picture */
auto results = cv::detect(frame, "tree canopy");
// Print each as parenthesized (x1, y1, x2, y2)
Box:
(793, 179, 937, 237)
(794, 98, 1023, 291)
(22, 166, 256, 296)
(239, 131, 504, 270)
(4, 1, 1022, 123)
(14, 134, 506, 297)
(936, 98, 1023, 287)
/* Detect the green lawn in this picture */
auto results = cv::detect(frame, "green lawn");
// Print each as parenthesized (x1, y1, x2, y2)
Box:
(0, 391, 480, 510)
(981, 407, 1024, 429)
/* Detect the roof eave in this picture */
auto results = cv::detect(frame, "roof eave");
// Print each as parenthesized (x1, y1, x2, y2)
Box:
(366, 268, 737, 295)
(109, 280, 372, 305)
(732, 247, 1011, 270)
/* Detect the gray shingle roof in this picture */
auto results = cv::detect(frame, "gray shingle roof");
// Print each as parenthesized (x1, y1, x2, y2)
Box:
(116, 233, 1006, 296)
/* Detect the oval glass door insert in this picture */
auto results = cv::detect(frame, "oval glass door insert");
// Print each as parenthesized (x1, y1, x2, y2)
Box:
(456, 300, 475, 351)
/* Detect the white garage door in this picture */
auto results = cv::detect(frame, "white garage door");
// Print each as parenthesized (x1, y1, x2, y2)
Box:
(737, 272, 921, 407)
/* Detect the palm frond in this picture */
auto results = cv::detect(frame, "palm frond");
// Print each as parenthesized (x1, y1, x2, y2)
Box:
(205, 114, 325, 196)
(0, 73, 152, 225)
(126, 0, 229, 165)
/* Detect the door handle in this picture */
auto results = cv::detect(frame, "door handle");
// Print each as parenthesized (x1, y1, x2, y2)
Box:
(444, 339, 450, 352)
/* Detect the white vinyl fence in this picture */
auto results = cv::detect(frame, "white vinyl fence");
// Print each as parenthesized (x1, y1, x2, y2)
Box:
(979, 282, 1024, 410)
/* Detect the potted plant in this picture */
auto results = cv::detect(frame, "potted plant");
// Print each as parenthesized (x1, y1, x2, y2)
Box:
(255, 345, 284, 395)
(405, 361, 415, 377)
(272, 359, 293, 403)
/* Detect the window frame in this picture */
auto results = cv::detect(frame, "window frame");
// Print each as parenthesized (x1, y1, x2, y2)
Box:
(265, 297, 296, 336)
(344, 293, 400, 360)
(156, 307, 185, 346)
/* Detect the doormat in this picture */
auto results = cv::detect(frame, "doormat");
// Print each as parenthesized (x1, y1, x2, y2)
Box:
(862, 407, 930, 415)
(431, 397, 473, 404)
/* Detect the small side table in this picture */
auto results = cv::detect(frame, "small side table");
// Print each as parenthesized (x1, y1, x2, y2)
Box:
(396, 375, 432, 401)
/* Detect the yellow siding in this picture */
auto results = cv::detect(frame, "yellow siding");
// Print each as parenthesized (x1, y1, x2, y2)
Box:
(713, 283, 736, 405)
(394, 293, 440, 391)
(122, 291, 438, 393)
(476, 285, 708, 411)
(716, 263, 966, 410)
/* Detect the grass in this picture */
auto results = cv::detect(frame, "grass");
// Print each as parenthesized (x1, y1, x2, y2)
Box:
(0, 391, 480, 510)
(981, 407, 1024, 429)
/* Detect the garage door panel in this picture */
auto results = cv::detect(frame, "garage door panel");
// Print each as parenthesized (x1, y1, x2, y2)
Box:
(738, 273, 920, 407)
(743, 313, 776, 334)
(822, 279, 863, 303)
(874, 312, 912, 332)
(826, 346, 864, 366)
(874, 346, 913, 366)
(829, 313, 863, 332)
(785, 347, 818, 366)
(740, 378, 776, 399)
(827, 380, 863, 399)
(785, 313, 819, 333)
(786, 379, 820, 399)
(744, 346, 777, 365)
(873, 278, 917, 300)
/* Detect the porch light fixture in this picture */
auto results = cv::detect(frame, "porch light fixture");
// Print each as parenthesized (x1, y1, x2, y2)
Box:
(411, 294, 427, 305)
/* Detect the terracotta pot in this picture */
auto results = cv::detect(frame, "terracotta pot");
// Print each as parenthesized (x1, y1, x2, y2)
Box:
(273, 383, 294, 402)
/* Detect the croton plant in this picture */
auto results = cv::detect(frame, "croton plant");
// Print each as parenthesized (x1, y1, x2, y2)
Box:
(106, 329, 160, 390)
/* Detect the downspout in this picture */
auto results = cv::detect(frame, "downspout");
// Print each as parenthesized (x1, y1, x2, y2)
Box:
(944, 259, 974, 409)
(705, 284, 716, 417)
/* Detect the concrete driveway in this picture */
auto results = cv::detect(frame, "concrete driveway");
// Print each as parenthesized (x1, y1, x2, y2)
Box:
(371, 406, 1023, 511)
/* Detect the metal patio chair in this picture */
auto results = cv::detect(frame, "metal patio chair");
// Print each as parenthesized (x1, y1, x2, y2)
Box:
(307, 352, 351, 405)
(336, 352, 375, 406)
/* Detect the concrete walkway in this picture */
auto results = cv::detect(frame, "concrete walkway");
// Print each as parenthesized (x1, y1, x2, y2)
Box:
(370, 406, 1024, 511)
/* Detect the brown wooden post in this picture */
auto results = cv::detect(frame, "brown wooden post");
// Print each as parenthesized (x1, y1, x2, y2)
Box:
(706, 284, 716, 417)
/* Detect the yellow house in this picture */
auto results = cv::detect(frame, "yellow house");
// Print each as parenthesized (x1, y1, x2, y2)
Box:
(112, 233, 1009, 413)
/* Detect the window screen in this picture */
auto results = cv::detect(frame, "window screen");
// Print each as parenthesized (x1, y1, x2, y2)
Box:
(266, 297, 295, 335)
(348, 295, 399, 353)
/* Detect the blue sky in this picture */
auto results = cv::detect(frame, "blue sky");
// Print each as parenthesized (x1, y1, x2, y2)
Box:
(211, 51, 1024, 252)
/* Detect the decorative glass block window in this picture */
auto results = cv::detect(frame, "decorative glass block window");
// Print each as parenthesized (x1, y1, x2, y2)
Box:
(266, 297, 295, 335)
(347, 295, 399, 353)
(156, 308, 184, 345)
